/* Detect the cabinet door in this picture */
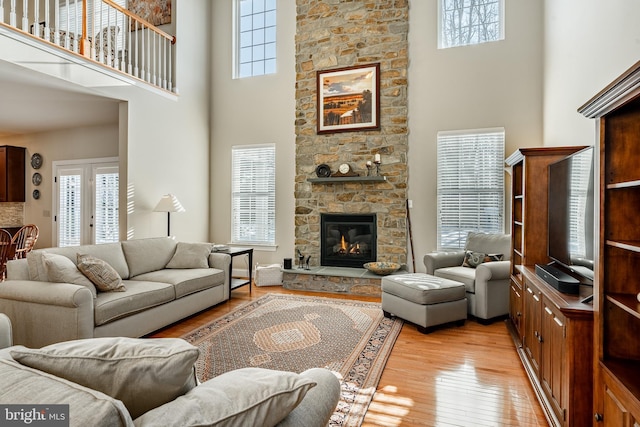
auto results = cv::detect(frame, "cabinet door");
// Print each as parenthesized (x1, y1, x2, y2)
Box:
(524, 282, 541, 376)
(509, 280, 523, 338)
(603, 384, 636, 427)
(541, 298, 566, 424)
(0, 147, 6, 202)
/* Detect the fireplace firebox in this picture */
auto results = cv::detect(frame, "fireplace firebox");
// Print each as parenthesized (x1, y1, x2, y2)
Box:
(320, 213, 376, 268)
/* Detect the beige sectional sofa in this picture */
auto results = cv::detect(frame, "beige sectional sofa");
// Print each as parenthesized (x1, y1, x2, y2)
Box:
(0, 315, 341, 427)
(0, 237, 231, 348)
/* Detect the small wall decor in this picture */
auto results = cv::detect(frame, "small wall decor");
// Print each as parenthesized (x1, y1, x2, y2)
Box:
(30, 153, 43, 169)
(32, 189, 40, 200)
(317, 63, 380, 134)
(128, 0, 171, 27)
(32, 172, 42, 186)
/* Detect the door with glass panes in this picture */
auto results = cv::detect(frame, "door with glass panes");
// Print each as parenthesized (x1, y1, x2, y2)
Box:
(54, 160, 119, 247)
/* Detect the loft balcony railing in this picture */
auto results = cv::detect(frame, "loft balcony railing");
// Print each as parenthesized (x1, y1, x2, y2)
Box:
(0, 0, 176, 93)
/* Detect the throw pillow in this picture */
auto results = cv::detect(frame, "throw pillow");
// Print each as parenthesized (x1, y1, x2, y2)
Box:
(77, 254, 126, 292)
(462, 251, 505, 268)
(10, 337, 200, 420)
(132, 367, 317, 427)
(27, 251, 47, 281)
(462, 250, 486, 268)
(41, 253, 98, 298)
(165, 242, 213, 269)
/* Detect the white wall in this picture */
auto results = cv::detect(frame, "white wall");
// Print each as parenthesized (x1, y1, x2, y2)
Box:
(209, 1, 543, 271)
(407, 1, 544, 269)
(544, 0, 640, 147)
(209, 1, 296, 267)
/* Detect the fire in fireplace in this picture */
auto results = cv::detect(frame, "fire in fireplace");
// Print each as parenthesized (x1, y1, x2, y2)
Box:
(320, 213, 376, 268)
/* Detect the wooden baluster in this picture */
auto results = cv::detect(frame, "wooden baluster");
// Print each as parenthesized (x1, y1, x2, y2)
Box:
(54, 0, 60, 46)
(134, 20, 139, 78)
(44, 0, 50, 43)
(33, 0, 38, 36)
(168, 37, 173, 92)
(9, 0, 16, 27)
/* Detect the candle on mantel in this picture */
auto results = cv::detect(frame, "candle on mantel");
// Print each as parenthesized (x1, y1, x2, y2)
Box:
(374, 154, 381, 163)
(366, 161, 372, 167)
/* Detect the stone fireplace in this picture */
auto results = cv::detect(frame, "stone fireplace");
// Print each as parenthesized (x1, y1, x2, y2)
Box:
(294, 0, 410, 270)
(321, 213, 376, 268)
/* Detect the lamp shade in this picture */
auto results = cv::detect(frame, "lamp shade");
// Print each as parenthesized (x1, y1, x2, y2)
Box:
(153, 194, 185, 213)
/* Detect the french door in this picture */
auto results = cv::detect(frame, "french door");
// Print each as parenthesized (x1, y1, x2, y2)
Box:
(54, 158, 119, 247)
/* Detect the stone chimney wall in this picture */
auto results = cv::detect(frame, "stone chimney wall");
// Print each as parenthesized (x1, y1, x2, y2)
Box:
(294, 0, 409, 266)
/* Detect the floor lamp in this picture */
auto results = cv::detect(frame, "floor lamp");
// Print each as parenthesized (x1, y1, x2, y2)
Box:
(153, 194, 185, 237)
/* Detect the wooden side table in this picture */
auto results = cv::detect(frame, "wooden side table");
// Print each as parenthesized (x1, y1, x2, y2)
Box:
(228, 247, 253, 295)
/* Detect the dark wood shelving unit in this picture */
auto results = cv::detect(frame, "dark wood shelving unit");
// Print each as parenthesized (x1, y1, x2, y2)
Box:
(579, 59, 640, 426)
(505, 146, 593, 427)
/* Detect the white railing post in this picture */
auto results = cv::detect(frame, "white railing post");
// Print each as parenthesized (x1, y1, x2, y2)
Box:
(54, 0, 60, 46)
(21, 0, 28, 31)
(44, 0, 50, 42)
(9, 0, 16, 28)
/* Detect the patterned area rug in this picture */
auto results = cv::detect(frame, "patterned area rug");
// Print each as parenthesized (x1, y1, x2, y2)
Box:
(182, 293, 403, 427)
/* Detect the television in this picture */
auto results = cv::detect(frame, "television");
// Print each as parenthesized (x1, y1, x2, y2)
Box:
(547, 146, 595, 282)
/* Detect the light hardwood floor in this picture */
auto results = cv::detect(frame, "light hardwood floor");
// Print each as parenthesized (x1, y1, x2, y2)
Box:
(150, 286, 547, 427)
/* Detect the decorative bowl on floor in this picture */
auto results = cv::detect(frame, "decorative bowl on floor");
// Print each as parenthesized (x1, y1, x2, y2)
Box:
(363, 262, 401, 276)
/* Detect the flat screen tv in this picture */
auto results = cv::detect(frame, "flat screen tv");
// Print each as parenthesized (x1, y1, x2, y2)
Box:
(547, 147, 595, 281)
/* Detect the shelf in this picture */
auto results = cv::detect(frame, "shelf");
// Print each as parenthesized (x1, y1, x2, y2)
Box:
(607, 293, 640, 320)
(606, 240, 640, 253)
(607, 180, 640, 189)
(601, 359, 640, 404)
(308, 176, 387, 183)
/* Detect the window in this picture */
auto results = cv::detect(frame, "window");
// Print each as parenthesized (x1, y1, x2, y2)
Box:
(231, 144, 276, 245)
(55, 159, 119, 247)
(438, 0, 504, 49)
(437, 128, 505, 249)
(234, 0, 276, 78)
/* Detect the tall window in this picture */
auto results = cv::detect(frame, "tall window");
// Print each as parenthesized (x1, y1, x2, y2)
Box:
(437, 128, 505, 249)
(231, 144, 276, 245)
(438, 0, 504, 49)
(234, 0, 276, 78)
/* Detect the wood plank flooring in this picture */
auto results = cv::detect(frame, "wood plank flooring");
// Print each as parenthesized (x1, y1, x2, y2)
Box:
(150, 286, 547, 427)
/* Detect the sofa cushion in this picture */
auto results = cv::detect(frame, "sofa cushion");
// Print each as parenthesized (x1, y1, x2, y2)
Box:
(132, 367, 316, 427)
(77, 254, 126, 292)
(0, 358, 134, 427)
(94, 281, 175, 326)
(166, 242, 213, 269)
(42, 252, 98, 298)
(134, 268, 225, 299)
(434, 266, 477, 293)
(10, 337, 199, 420)
(122, 238, 177, 277)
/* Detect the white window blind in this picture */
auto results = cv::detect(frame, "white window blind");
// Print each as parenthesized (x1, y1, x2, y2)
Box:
(231, 144, 276, 245)
(58, 169, 83, 247)
(437, 128, 505, 249)
(235, 0, 277, 78)
(438, 0, 504, 49)
(94, 165, 119, 244)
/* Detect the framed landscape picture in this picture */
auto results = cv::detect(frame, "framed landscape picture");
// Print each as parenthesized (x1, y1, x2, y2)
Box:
(317, 63, 380, 134)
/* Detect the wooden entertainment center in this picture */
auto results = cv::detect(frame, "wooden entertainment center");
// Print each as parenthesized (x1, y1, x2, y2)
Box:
(506, 147, 594, 427)
(579, 61, 640, 427)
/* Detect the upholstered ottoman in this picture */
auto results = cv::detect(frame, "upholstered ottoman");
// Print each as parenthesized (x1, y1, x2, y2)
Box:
(381, 273, 467, 333)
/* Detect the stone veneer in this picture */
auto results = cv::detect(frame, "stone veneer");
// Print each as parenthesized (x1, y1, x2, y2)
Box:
(0, 203, 24, 226)
(294, 0, 409, 269)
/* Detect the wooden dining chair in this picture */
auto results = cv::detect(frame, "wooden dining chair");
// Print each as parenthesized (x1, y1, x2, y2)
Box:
(11, 224, 39, 260)
(0, 229, 13, 280)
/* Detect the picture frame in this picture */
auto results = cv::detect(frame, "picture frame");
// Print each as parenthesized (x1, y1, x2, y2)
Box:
(317, 63, 380, 134)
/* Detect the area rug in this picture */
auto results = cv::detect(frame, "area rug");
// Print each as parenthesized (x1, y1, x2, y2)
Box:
(182, 293, 403, 427)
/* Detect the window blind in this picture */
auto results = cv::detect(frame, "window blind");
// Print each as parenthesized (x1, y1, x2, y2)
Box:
(58, 171, 83, 247)
(437, 128, 505, 249)
(94, 166, 119, 244)
(231, 144, 276, 245)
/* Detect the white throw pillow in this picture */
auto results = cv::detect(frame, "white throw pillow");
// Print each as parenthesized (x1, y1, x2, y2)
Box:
(11, 337, 200, 419)
(132, 368, 316, 427)
(41, 252, 98, 298)
(166, 242, 213, 269)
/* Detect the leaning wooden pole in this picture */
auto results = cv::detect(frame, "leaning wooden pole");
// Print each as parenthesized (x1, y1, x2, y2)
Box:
(406, 199, 416, 272)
